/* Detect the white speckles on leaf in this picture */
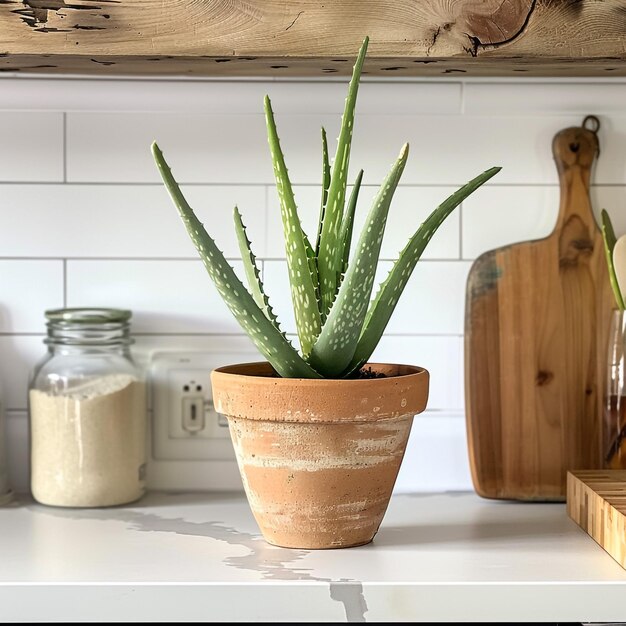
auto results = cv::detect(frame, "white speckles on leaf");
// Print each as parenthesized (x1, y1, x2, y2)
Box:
(152, 140, 322, 379)
(345, 165, 501, 375)
(265, 94, 322, 354)
(310, 143, 408, 376)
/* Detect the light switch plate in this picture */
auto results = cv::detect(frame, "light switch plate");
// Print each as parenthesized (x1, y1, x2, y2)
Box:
(150, 350, 258, 461)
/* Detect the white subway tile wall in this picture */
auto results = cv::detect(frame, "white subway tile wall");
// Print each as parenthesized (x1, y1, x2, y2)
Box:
(1, 77, 626, 495)
(0, 112, 64, 182)
(66, 260, 246, 334)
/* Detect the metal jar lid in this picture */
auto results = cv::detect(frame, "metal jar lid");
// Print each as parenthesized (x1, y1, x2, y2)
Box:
(45, 308, 132, 325)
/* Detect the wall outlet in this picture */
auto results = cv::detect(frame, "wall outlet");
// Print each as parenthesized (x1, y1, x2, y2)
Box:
(165, 369, 230, 440)
(150, 350, 257, 461)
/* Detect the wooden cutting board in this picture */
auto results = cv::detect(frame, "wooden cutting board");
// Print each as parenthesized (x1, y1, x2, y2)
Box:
(567, 470, 626, 569)
(465, 117, 613, 501)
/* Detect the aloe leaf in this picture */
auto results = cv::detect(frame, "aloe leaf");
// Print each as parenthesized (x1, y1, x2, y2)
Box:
(344, 166, 502, 376)
(315, 127, 331, 260)
(309, 145, 408, 377)
(264, 95, 322, 356)
(269, 195, 320, 313)
(339, 169, 364, 275)
(152, 142, 321, 379)
(233, 206, 280, 326)
(602, 209, 626, 310)
(317, 36, 369, 317)
(304, 233, 322, 319)
(302, 225, 319, 299)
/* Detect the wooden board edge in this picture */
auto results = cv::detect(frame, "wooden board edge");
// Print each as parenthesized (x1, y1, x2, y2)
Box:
(567, 471, 626, 570)
(3, 55, 626, 78)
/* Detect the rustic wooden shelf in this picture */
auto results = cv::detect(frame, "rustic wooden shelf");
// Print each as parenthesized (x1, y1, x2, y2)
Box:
(1, 0, 625, 77)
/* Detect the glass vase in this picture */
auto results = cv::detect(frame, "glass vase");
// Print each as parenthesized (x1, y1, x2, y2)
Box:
(604, 309, 626, 469)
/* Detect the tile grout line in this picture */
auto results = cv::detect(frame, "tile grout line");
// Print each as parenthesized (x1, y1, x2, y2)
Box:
(264, 185, 270, 256)
(0, 331, 463, 337)
(133, 331, 465, 338)
(0, 256, 471, 262)
(459, 82, 465, 116)
(62, 112, 67, 183)
(62, 259, 67, 307)
(459, 202, 464, 260)
(0, 181, 625, 188)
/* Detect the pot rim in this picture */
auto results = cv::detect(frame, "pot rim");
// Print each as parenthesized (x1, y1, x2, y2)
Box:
(213, 360, 425, 380)
(211, 361, 430, 423)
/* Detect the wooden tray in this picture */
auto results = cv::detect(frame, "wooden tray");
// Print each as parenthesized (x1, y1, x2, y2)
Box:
(567, 470, 626, 568)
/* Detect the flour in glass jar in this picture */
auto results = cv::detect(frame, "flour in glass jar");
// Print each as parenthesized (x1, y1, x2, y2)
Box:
(29, 373, 146, 507)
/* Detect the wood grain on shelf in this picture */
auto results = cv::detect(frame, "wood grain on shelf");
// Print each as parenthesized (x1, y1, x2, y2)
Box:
(0, 0, 625, 76)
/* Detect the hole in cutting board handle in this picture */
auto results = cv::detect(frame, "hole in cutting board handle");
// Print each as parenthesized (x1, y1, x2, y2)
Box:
(569, 142, 580, 153)
(582, 114, 601, 134)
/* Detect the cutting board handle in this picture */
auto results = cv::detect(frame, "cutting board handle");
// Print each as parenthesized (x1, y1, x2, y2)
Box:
(552, 115, 600, 235)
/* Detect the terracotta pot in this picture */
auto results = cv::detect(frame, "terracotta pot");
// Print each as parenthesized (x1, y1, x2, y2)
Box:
(211, 361, 429, 549)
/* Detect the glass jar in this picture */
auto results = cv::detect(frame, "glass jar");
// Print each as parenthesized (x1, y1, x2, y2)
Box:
(29, 308, 146, 507)
(605, 309, 626, 469)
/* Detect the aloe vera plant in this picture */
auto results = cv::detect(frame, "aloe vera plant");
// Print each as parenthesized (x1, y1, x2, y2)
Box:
(152, 37, 501, 379)
(602, 209, 626, 311)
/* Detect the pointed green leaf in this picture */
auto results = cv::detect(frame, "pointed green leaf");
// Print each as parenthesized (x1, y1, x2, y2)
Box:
(233, 206, 281, 326)
(317, 36, 369, 317)
(315, 127, 331, 260)
(602, 209, 626, 310)
(344, 166, 502, 376)
(268, 187, 320, 319)
(264, 95, 322, 356)
(301, 225, 319, 297)
(268, 190, 319, 310)
(304, 232, 322, 319)
(152, 142, 321, 379)
(339, 169, 363, 275)
(309, 145, 408, 377)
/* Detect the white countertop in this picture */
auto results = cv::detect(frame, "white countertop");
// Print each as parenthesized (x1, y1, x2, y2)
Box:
(2, 491, 626, 623)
